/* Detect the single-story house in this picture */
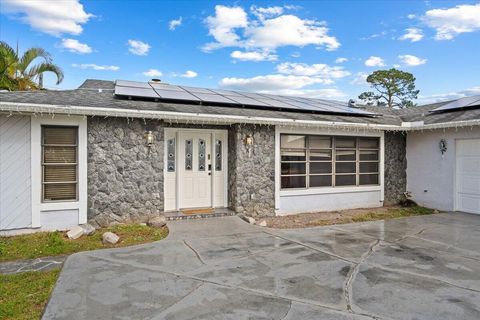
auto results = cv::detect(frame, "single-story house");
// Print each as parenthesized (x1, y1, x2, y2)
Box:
(0, 79, 479, 233)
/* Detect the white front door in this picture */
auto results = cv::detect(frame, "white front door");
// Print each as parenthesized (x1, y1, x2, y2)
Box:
(456, 139, 480, 214)
(178, 132, 212, 209)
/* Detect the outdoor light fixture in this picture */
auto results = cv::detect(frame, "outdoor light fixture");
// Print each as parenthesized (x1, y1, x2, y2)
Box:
(439, 139, 447, 157)
(144, 131, 154, 146)
(244, 135, 254, 146)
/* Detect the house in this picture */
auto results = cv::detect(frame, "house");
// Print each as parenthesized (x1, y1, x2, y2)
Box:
(0, 79, 479, 233)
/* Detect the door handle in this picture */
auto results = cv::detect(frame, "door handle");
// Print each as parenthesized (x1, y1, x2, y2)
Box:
(208, 164, 212, 171)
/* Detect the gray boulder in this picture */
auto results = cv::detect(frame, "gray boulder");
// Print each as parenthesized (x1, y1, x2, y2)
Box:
(102, 232, 120, 245)
(147, 215, 167, 228)
(81, 223, 96, 236)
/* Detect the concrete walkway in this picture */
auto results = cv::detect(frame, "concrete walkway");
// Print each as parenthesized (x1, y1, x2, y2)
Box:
(43, 213, 480, 319)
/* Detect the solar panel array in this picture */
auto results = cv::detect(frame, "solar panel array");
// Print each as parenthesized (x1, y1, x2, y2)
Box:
(431, 95, 480, 113)
(114, 80, 375, 116)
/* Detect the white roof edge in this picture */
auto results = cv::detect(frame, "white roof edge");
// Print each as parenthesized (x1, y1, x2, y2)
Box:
(0, 101, 479, 132)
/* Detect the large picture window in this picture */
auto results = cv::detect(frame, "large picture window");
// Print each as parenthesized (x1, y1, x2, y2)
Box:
(281, 134, 380, 189)
(42, 126, 78, 201)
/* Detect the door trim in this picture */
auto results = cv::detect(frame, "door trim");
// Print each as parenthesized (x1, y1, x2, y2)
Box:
(164, 128, 228, 211)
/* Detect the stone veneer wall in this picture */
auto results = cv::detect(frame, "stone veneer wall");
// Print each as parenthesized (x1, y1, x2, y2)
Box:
(384, 131, 407, 205)
(228, 124, 276, 217)
(87, 117, 164, 226)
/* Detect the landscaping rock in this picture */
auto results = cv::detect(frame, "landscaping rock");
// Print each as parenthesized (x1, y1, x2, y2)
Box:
(102, 232, 119, 245)
(66, 226, 84, 240)
(147, 215, 167, 228)
(257, 220, 267, 227)
(81, 223, 96, 236)
(433, 209, 440, 214)
(242, 216, 256, 224)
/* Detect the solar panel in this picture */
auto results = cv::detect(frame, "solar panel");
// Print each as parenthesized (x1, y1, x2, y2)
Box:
(224, 95, 270, 106)
(153, 88, 201, 101)
(180, 86, 215, 94)
(115, 86, 159, 98)
(150, 82, 184, 91)
(193, 93, 237, 104)
(431, 95, 480, 113)
(113, 79, 377, 117)
(116, 80, 151, 88)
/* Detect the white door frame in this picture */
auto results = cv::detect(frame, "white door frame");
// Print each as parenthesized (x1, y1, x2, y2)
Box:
(164, 128, 228, 211)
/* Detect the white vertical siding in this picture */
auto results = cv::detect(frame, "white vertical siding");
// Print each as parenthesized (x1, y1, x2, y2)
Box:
(0, 115, 32, 230)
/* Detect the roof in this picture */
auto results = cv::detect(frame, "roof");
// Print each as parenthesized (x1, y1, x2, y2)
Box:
(1, 79, 479, 130)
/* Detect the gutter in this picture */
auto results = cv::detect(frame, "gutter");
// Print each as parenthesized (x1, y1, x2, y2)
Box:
(0, 101, 479, 132)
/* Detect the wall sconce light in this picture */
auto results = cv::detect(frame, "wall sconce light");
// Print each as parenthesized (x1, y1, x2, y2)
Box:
(244, 135, 254, 146)
(144, 131, 154, 146)
(439, 139, 447, 158)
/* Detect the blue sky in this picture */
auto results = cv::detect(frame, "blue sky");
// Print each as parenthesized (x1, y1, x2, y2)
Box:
(1, 0, 479, 103)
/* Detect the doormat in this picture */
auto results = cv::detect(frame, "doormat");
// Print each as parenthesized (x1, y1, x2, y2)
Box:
(181, 208, 215, 215)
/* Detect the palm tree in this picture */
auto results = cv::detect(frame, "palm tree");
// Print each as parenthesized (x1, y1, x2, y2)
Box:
(0, 41, 64, 91)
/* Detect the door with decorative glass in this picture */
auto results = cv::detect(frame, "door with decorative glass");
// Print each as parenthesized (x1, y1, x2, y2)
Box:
(178, 132, 212, 209)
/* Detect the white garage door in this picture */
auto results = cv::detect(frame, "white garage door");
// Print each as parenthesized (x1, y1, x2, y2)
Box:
(456, 139, 480, 214)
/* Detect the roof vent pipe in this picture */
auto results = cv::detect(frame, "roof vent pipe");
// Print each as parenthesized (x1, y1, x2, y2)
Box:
(348, 99, 357, 108)
(150, 78, 161, 82)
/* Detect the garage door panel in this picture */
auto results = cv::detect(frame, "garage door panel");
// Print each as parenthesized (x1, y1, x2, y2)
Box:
(458, 177, 480, 194)
(457, 139, 480, 156)
(456, 139, 480, 214)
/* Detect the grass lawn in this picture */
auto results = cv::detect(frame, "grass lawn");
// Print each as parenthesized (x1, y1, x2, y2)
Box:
(264, 206, 434, 229)
(0, 224, 169, 262)
(0, 270, 59, 320)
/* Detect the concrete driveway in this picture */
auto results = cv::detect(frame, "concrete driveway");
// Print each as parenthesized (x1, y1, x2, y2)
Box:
(43, 213, 480, 320)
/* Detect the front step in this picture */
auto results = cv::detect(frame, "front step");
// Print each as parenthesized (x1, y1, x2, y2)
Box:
(164, 210, 236, 221)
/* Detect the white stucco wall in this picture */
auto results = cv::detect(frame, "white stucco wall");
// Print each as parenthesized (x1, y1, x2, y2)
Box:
(406, 126, 480, 211)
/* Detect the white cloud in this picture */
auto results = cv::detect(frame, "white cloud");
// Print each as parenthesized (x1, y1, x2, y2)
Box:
(202, 5, 339, 52)
(230, 50, 278, 61)
(2, 0, 93, 36)
(142, 69, 162, 77)
(398, 28, 424, 42)
(250, 5, 284, 20)
(60, 38, 92, 54)
(350, 72, 369, 85)
(72, 63, 119, 71)
(219, 75, 346, 98)
(276, 62, 350, 79)
(398, 54, 427, 66)
(291, 51, 301, 58)
(407, 14, 416, 19)
(423, 3, 480, 40)
(169, 17, 182, 30)
(364, 56, 385, 67)
(181, 70, 198, 78)
(202, 5, 248, 51)
(418, 86, 480, 103)
(335, 57, 348, 64)
(245, 15, 340, 51)
(127, 39, 151, 56)
(219, 74, 333, 92)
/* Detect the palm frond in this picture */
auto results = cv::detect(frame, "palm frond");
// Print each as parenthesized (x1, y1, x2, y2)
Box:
(18, 47, 51, 74)
(27, 62, 64, 85)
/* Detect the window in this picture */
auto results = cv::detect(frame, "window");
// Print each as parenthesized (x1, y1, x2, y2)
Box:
(281, 135, 380, 189)
(167, 138, 175, 172)
(42, 126, 78, 201)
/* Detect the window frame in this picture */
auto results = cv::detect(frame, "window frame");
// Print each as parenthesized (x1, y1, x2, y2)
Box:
(41, 125, 79, 202)
(280, 134, 380, 190)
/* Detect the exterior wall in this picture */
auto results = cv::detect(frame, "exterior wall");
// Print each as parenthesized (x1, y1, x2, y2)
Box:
(384, 131, 407, 205)
(87, 117, 164, 226)
(406, 126, 480, 211)
(228, 124, 276, 217)
(0, 115, 32, 230)
(275, 126, 385, 215)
